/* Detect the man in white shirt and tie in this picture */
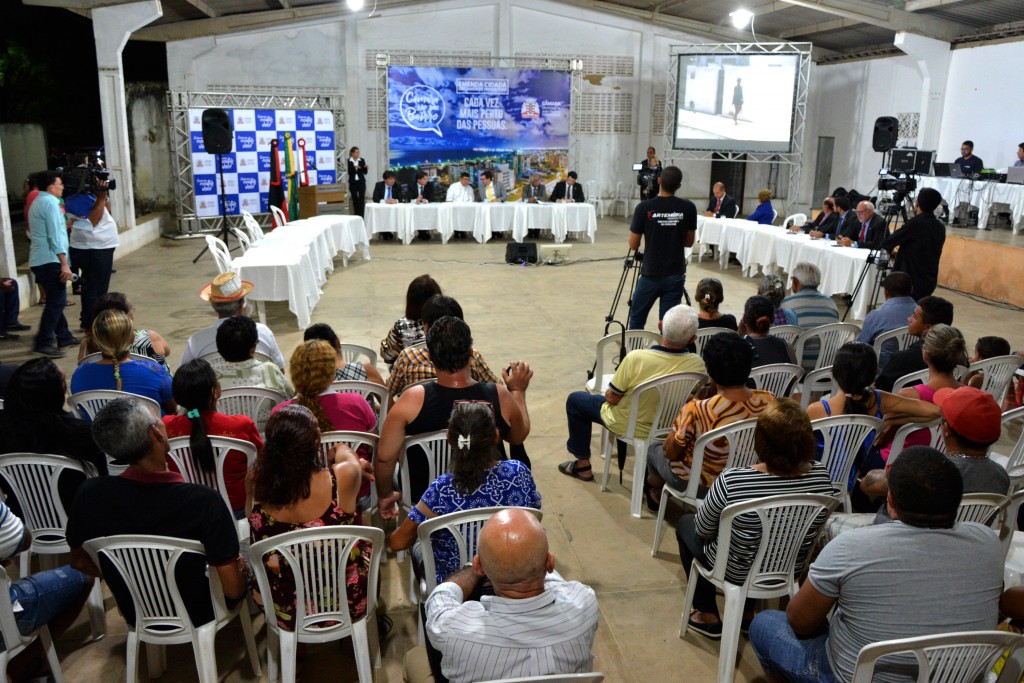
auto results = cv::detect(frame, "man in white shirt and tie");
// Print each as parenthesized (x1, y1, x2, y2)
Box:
(445, 172, 476, 239)
(477, 171, 508, 238)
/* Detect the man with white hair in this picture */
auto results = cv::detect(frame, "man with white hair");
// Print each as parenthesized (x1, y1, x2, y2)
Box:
(558, 304, 706, 482)
(782, 263, 839, 370)
(838, 200, 885, 248)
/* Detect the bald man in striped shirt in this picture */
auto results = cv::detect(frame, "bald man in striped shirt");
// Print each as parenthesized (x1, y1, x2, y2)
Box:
(405, 509, 599, 683)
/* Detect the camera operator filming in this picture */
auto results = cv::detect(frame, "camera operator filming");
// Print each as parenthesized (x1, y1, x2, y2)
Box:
(64, 154, 118, 331)
(636, 146, 663, 200)
(880, 186, 946, 300)
(627, 165, 697, 330)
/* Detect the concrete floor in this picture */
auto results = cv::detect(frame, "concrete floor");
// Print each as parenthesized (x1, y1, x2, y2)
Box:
(3, 213, 1024, 682)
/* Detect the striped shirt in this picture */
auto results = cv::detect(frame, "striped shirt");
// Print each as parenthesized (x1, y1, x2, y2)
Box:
(695, 463, 836, 585)
(669, 390, 775, 487)
(0, 501, 26, 561)
(426, 571, 599, 683)
(385, 345, 498, 398)
(782, 287, 839, 369)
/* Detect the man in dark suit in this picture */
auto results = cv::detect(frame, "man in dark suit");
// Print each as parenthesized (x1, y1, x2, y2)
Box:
(372, 171, 406, 240)
(550, 171, 585, 203)
(838, 200, 886, 248)
(791, 197, 837, 236)
(411, 170, 438, 241)
(881, 187, 946, 300)
(704, 182, 738, 218)
(820, 196, 853, 240)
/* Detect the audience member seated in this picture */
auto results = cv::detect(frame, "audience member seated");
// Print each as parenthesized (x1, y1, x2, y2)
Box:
(67, 398, 250, 629)
(405, 509, 599, 683)
(855, 271, 917, 368)
(376, 316, 532, 516)
(389, 401, 541, 586)
(560, 305, 704, 484)
(782, 262, 839, 370)
(76, 292, 171, 372)
(0, 360, 17, 399)
(304, 322, 384, 386)
(210, 316, 293, 396)
(695, 278, 738, 331)
(740, 296, 797, 367)
(0, 276, 31, 341)
(874, 295, 953, 392)
(272, 340, 377, 436)
(750, 447, 1003, 683)
(386, 295, 498, 402)
(678, 399, 836, 638)
(0, 358, 107, 475)
(249, 405, 371, 626)
(758, 274, 797, 326)
(180, 272, 285, 369)
(966, 335, 1012, 392)
(745, 189, 775, 225)
(380, 274, 442, 368)
(646, 333, 772, 508)
(70, 309, 176, 416)
(162, 359, 264, 518)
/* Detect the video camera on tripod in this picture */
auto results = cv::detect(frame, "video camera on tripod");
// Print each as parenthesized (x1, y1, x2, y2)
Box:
(632, 163, 660, 197)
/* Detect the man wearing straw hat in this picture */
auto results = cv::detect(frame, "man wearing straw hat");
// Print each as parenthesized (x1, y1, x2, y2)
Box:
(179, 272, 285, 369)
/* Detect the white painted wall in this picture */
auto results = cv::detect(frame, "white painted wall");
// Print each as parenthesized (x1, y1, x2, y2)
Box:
(0, 124, 47, 214)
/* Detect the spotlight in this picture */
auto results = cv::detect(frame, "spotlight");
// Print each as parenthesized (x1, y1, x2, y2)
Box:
(729, 8, 753, 29)
(347, 0, 365, 9)
(375, 53, 389, 67)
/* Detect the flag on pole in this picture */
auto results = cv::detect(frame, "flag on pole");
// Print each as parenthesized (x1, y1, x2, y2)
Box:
(268, 139, 286, 228)
(284, 133, 299, 221)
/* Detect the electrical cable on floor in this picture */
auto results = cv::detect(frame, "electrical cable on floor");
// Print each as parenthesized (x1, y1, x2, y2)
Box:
(937, 286, 1024, 313)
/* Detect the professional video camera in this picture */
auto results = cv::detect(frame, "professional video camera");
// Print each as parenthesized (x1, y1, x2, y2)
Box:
(877, 173, 916, 194)
(632, 163, 660, 196)
(60, 163, 116, 196)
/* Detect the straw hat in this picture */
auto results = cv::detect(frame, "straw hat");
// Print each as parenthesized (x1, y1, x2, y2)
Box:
(199, 272, 254, 302)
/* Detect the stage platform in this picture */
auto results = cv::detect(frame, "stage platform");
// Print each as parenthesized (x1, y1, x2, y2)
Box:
(940, 226, 1024, 308)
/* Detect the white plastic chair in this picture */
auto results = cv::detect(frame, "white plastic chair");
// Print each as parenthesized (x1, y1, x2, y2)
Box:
(477, 675, 605, 683)
(748, 363, 803, 398)
(652, 418, 759, 556)
(67, 390, 160, 422)
(679, 493, 840, 683)
(340, 343, 378, 367)
(399, 430, 454, 519)
(229, 227, 252, 254)
(888, 418, 945, 464)
(269, 204, 289, 227)
(327, 380, 388, 434)
(967, 355, 1024, 402)
(84, 534, 261, 683)
(872, 325, 915, 361)
(851, 631, 1024, 683)
(240, 210, 265, 243)
(249, 526, 384, 683)
(204, 235, 232, 273)
(798, 366, 838, 411)
(586, 330, 661, 394)
(794, 323, 861, 372)
(216, 386, 287, 435)
(769, 324, 802, 350)
(999, 490, 1024, 587)
(810, 415, 883, 512)
(166, 435, 257, 540)
(320, 430, 379, 513)
(990, 406, 1024, 473)
(0, 567, 66, 683)
(0, 453, 106, 640)
(781, 213, 807, 230)
(78, 352, 155, 365)
(625, 184, 642, 216)
(892, 367, 930, 394)
(693, 328, 739, 357)
(585, 180, 605, 218)
(956, 492, 1009, 530)
(199, 351, 275, 367)
(608, 181, 629, 217)
(600, 371, 709, 519)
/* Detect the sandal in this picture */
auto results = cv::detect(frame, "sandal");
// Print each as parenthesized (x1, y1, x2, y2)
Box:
(687, 611, 723, 640)
(643, 481, 660, 513)
(558, 460, 594, 482)
(377, 614, 393, 641)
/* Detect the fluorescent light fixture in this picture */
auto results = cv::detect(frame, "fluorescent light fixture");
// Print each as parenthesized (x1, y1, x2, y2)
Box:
(347, 0, 365, 10)
(730, 8, 754, 29)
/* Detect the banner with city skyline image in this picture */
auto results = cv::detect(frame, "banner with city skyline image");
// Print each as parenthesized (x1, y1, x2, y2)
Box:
(387, 66, 571, 200)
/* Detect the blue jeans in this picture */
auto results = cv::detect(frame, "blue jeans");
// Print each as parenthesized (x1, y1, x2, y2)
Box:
(69, 247, 115, 330)
(565, 392, 606, 459)
(629, 273, 685, 330)
(749, 610, 838, 683)
(0, 279, 21, 329)
(0, 566, 90, 648)
(31, 263, 75, 350)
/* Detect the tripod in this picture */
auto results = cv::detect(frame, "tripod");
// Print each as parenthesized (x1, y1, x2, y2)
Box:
(192, 152, 235, 264)
(842, 191, 910, 321)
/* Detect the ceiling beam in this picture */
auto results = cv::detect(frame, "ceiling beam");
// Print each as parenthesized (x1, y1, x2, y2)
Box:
(779, 16, 860, 39)
(279, 0, 291, 7)
(23, 0, 134, 7)
(904, 0, 967, 10)
(777, 0, 963, 41)
(182, 0, 219, 18)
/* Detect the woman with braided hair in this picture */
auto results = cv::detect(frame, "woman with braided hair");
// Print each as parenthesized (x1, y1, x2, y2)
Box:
(388, 401, 541, 586)
(272, 340, 376, 432)
(70, 308, 175, 415)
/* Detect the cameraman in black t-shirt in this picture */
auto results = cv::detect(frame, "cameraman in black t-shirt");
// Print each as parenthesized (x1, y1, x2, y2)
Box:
(627, 165, 698, 330)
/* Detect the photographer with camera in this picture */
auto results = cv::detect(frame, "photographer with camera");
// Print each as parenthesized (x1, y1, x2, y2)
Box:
(881, 187, 946, 300)
(637, 147, 662, 200)
(627, 165, 697, 330)
(64, 155, 119, 331)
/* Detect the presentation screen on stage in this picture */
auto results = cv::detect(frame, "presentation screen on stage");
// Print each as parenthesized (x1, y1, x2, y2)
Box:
(674, 53, 799, 153)
(387, 66, 570, 200)
(188, 108, 336, 218)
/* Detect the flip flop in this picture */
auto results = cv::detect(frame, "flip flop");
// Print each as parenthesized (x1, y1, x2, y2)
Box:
(558, 460, 594, 482)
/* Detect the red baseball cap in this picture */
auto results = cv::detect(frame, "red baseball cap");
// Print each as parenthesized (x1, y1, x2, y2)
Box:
(938, 386, 1002, 444)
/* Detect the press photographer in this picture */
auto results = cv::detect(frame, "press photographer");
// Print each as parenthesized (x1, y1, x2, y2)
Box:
(63, 154, 119, 330)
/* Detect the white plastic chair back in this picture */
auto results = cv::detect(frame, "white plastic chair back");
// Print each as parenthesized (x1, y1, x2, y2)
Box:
(608, 181, 628, 217)
(399, 430, 453, 515)
(269, 204, 289, 227)
(340, 343, 378, 367)
(585, 180, 604, 218)
(320, 430, 378, 476)
(872, 325, 915, 360)
(240, 210, 265, 242)
(204, 235, 232, 273)
(749, 363, 803, 398)
(477, 675, 605, 683)
(781, 213, 807, 230)
(769, 324, 802, 349)
(586, 330, 660, 394)
(892, 367, 930, 394)
(166, 435, 257, 515)
(811, 415, 883, 512)
(327, 380, 388, 434)
(956, 492, 1009, 530)
(199, 351, 275, 367)
(229, 227, 252, 253)
(216, 386, 287, 435)
(0, 568, 65, 683)
(770, 207, 779, 225)
(67, 390, 160, 422)
(680, 493, 840, 683)
(888, 418, 945, 464)
(794, 323, 860, 372)
(850, 631, 1024, 683)
(799, 366, 838, 411)
(991, 406, 1024, 475)
(79, 352, 155, 365)
(968, 355, 1024, 402)
(693, 328, 739, 357)
(248, 526, 384, 683)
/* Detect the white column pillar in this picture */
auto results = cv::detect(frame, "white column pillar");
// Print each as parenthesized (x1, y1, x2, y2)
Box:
(0, 140, 15, 280)
(893, 31, 951, 152)
(90, 0, 163, 231)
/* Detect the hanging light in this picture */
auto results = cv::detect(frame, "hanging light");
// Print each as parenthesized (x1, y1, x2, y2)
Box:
(730, 8, 754, 29)
(347, 0, 365, 10)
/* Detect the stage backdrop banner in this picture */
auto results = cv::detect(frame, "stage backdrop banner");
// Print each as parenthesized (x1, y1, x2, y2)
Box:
(188, 108, 336, 218)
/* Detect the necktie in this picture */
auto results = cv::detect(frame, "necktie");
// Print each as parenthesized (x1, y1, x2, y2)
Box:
(715, 197, 722, 214)
(386, 186, 391, 200)
(418, 186, 422, 199)
(487, 184, 494, 201)
(859, 222, 868, 243)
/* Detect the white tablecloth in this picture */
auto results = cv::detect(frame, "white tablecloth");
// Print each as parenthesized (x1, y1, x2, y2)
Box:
(918, 176, 1024, 233)
(302, 215, 372, 266)
(697, 216, 879, 320)
(364, 202, 597, 244)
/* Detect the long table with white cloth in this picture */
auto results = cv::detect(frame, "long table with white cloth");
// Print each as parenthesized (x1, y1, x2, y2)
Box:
(231, 215, 371, 329)
(697, 216, 880, 321)
(918, 176, 1024, 233)
(364, 202, 597, 244)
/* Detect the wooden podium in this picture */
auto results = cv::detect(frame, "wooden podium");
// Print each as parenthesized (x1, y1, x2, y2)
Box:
(298, 184, 348, 219)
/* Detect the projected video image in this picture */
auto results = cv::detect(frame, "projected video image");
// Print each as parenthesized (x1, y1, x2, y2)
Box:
(674, 53, 799, 153)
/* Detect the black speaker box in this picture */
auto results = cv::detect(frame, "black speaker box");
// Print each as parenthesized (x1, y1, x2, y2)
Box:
(505, 243, 537, 264)
(201, 108, 233, 154)
(872, 116, 899, 153)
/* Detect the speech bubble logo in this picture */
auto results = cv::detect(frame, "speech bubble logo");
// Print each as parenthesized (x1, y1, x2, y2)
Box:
(400, 85, 445, 138)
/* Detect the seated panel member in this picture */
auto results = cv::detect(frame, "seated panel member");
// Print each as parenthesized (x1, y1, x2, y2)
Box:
(953, 140, 984, 176)
(475, 170, 507, 203)
(372, 171, 405, 241)
(550, 171, 585, 203)
(445, 172, 475, 240)
(705, 182, 738, 219)
(838, 200, 886, 248)
(411, 170, 437, 241)
(792, 197, 838, 236)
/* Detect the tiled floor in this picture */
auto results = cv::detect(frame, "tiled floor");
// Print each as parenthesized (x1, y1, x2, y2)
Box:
(3, 213, 1024, 682)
